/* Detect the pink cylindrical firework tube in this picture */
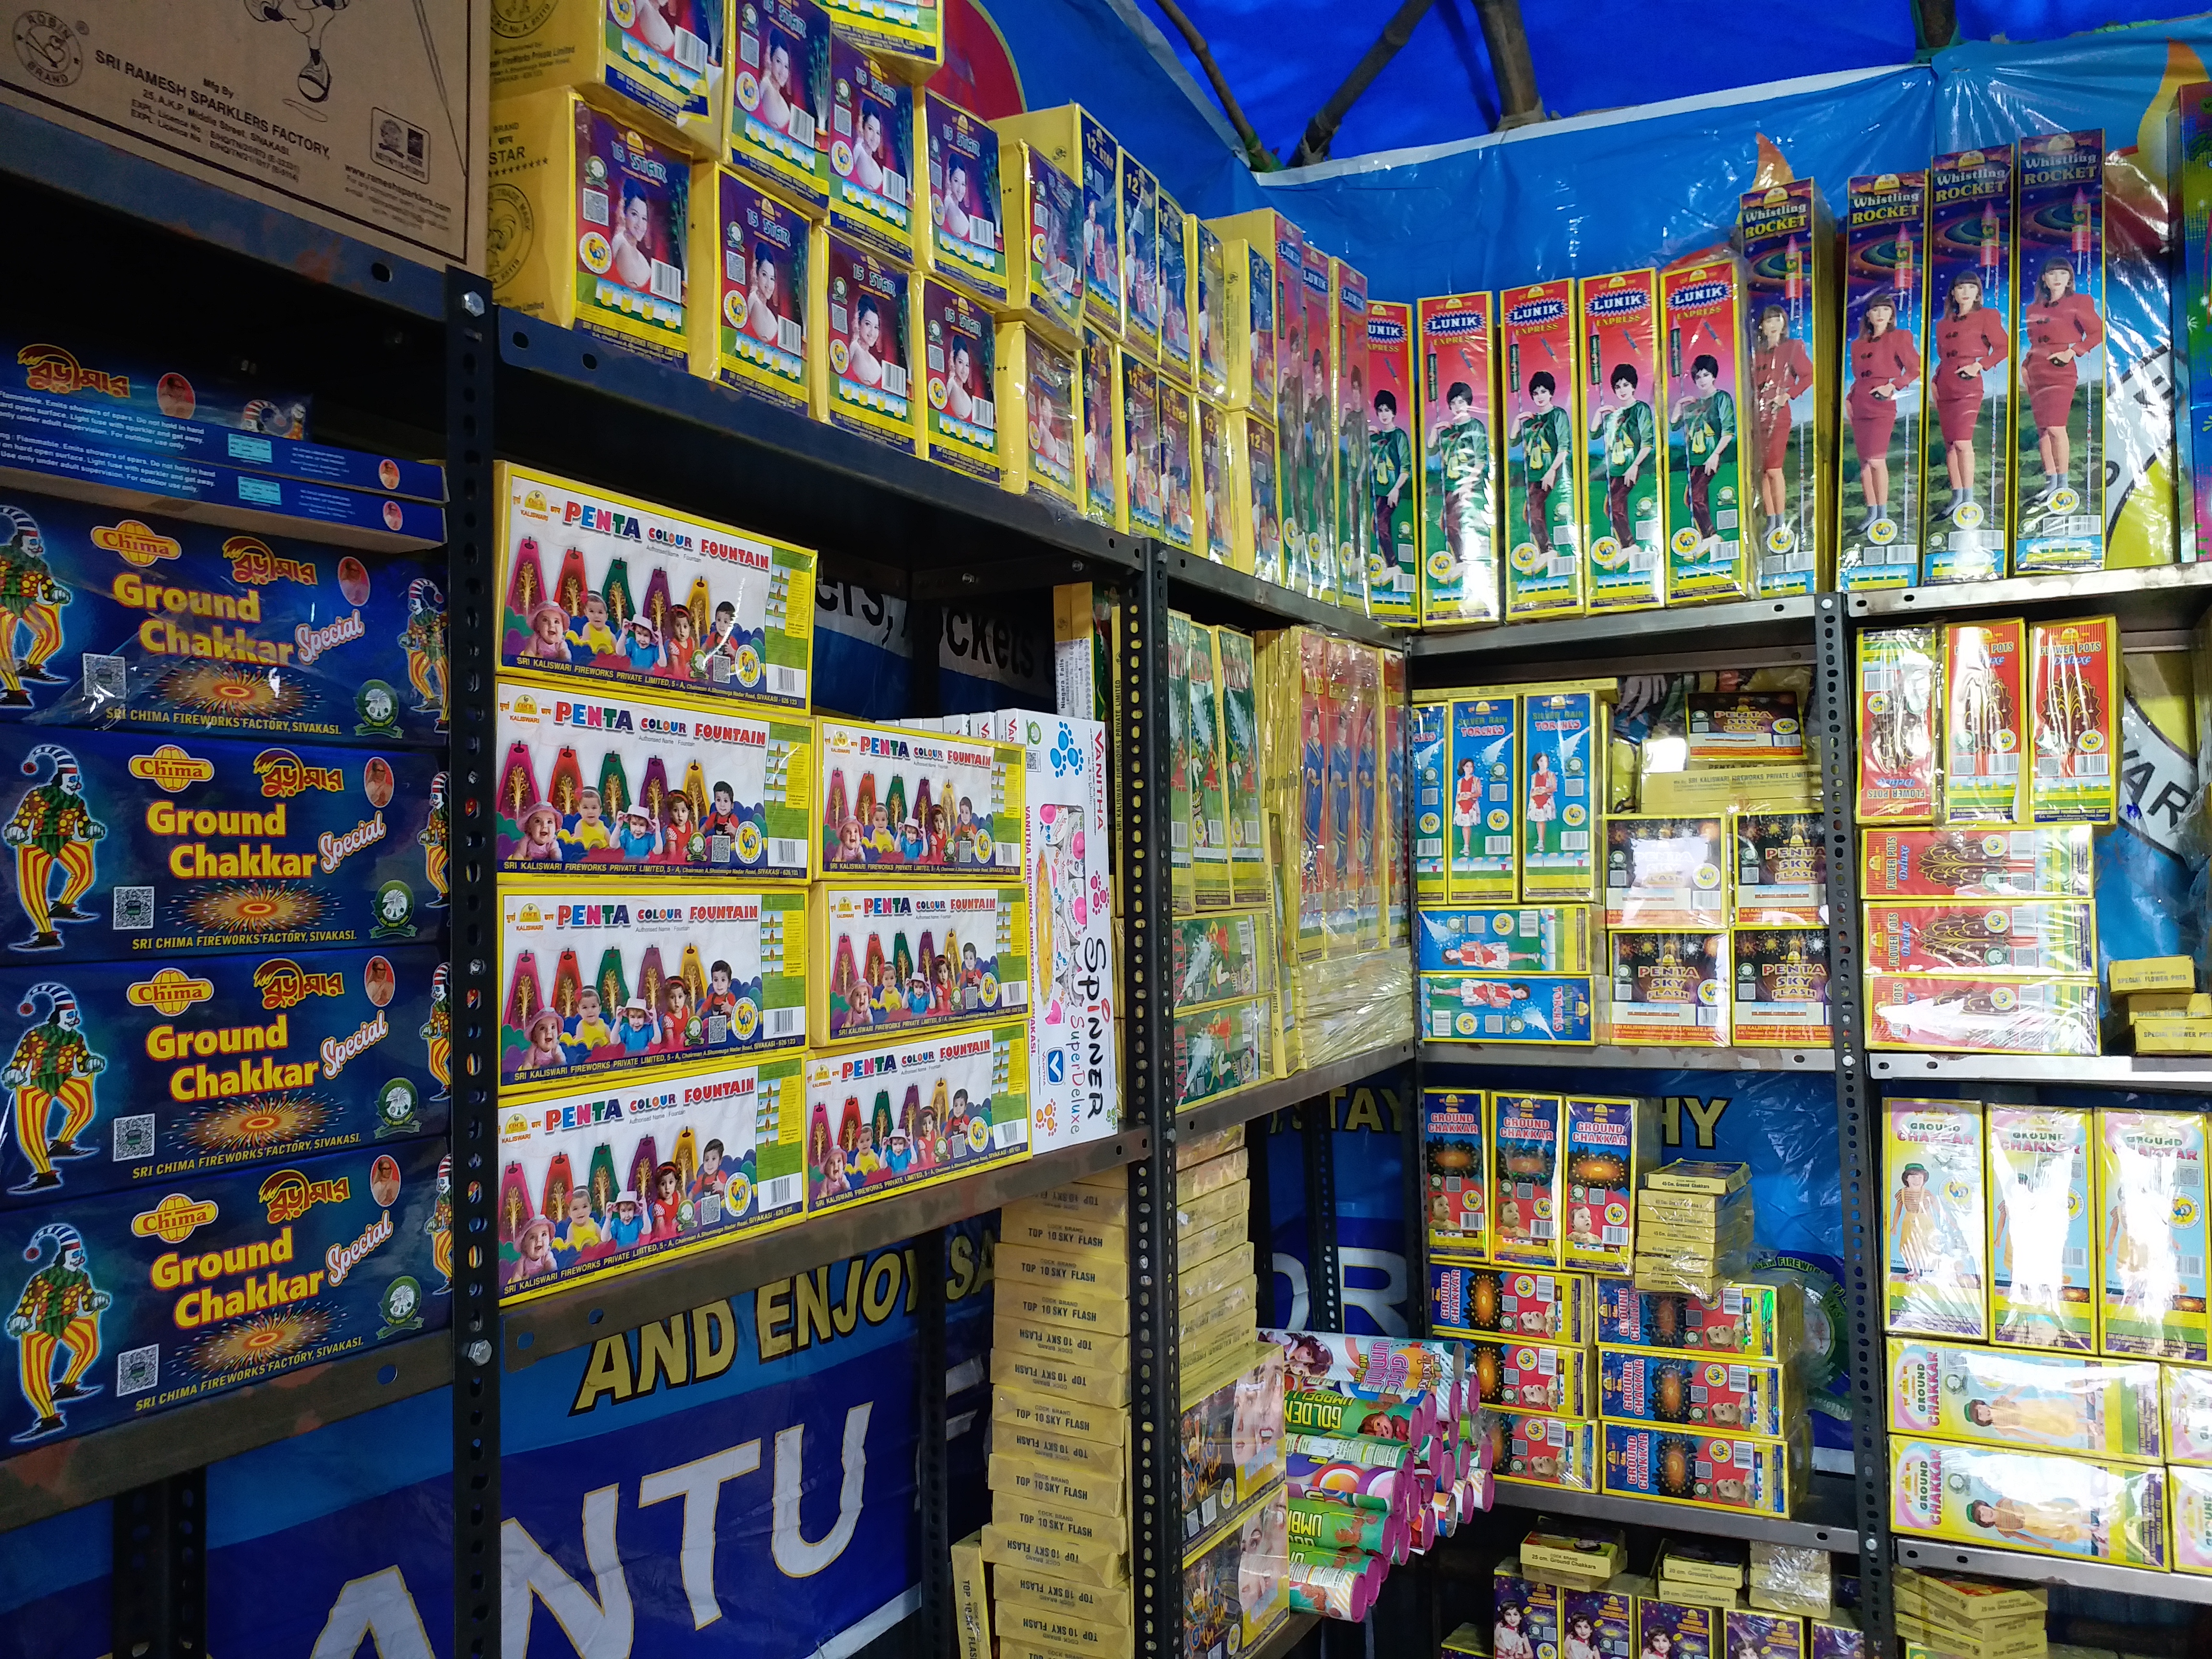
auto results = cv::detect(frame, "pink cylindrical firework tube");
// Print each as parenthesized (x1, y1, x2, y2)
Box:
(1285, 1453, 1405, 1517)
(1288, 1496, 1391, 1556)
(1284, 1387, 1433, 1444)
(1268, 1331, 1454, 1400)
(1286, 1559, 1369, 1622)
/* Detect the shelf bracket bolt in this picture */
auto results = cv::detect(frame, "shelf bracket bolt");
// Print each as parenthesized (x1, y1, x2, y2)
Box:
(466, 1339, 493, 1368)
(463, 291, 486, 317)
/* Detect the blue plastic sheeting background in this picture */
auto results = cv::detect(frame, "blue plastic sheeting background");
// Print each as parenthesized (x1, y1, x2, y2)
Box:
(1130, 0, 2192, 166)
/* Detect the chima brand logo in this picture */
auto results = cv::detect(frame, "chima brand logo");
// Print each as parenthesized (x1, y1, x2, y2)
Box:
(133, 1192, 219, 1244)
(1425, 310, 1487, 338)
(127, 967, 215, 1018)
(129, 744, 216, 793)
(1506, 298, 1565, 325)
(92, 518, 182, 567)
(1585, 288, 1648, 318)
(259, 1167, 351, 1224)
(253, 957, 346, 1010)
(1669, 280, 1730, 312)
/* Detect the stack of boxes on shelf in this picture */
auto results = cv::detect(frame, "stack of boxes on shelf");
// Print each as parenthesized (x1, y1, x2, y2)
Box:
(1879, 1095, 2212, 1574)
(2112, 953, 2212, 1055)
(1894, 1566, 2048, 1659)
(0, 341, 453, 1445)
(1854, 618, 2116, 1056)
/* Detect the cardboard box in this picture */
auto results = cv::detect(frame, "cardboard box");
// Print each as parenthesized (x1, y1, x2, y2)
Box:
(997, 325, 1083, 510)
(1419, 906, 1593, 974)
(1837, 171, 1929, 590)
(819, 0, 941, 79)
(1881, 1098, 1989, 1339)
(920, 277, 1003, 483)
(2135, 1015, 2212, 1053)
(1431, 1263, 1593, 1344)
(1922, 148, 2017, 583)
(1564, 1094, 1655, 1272)
(1889, 1436, 2165, 1567)
(1156, 191, 1194, 385)
(1861, 825, 2094, 900)
(1425, 1087, 1488, 1257)
(1660, 255, 1754, 603)
(1864, 900, 2094, 977)
(1579, 269, 1667, 613)
(1887, 1336, 2162, 1461)
(814, 716, 1022, 878)
(1490, 1410, 1598, 1490)
(1119, 157, 1162, 362)
(2013, 132, 2106, 573)
(1157, 374, 1198, 555)
(809, 881, 1027, 1048)
(1940, 619, 2029, 823)
(1445, 695, 1518, 903)
(805, 1020, 1030, 1214)
(1866, 972, 2099, 1056)
(1602, 1423, 1805, 1515)
(923, 92, 1007, 307)
(1422, 972, 1594, 1044)
(1605, 817, 1728, 929)
(1736, 179, 1834, 597)
(821, 231, 920, 451)
(1197, 399, 1238, 567)
(1215, 631, 1269, 905)
(1607, 930, 1729, 1048)
(1469, 1334, 1594, 1416)
(1499, 281, 1586, 619)
(1601, 1349, 1791, 1438)
(1367, 299, 1419, 620)
(2111, 955, 2194, 994)
(724, 0, 830, 208)
(1194, 222, 1231, 403)
(1638, 1593, 1719, 1659)
(1731, 926, 1831, 1048)
(1416, 291, 1502, 626)
(3, 0, 486, 270)
(1855, 625, 1940, 824)
(999, 143, 1084, 346)
(1522, 689, 1600, 901)
(2099, 1107, 2212, 1362)
(1330, 257, 1373, 612)
(1643, 766, 1816, 818)
(1228, 412, 1283, 582)
(2028, 616, 2118, 825)
(690, 168, 820, 412)
(1985, 1105, 2096, 1351)
(824, 37, 916, 262)
(1596, 1274, 1801, 1358)
(1217, 233, 1279, 420)
(1288, 242, 1338, 600)
(952, 1531, 991, 1659)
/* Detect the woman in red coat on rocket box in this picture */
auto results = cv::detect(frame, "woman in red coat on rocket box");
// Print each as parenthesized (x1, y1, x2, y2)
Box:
(1847, 294, 1921, 537)
(1932, 273, 2009, 522)
(2019, 254, 2104, 513)
(1751, 304, 1814, 541)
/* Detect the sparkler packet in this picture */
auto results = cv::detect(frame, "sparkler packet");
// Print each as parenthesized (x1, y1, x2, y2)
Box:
(1856, 625, 1939, 822)
(2028, 615, 2117, 824)
(1941, 619, 2026, 824)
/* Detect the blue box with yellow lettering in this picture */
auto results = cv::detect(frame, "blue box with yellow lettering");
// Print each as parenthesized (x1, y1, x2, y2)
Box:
(0, 946, 445, 1208)
(0, 725, 446, 962)
(0, 489, 445, 744)
(0, 1137, 447, 1445)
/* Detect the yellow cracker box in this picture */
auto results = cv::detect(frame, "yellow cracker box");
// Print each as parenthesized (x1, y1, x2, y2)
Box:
(999, 1418, 1127, 1483)
(1499, 280, 1586, 618)
(995, 1569, 1133, 1628)
(813, 715, 1023, 877)
(952, 1530, 991, 1659)
(1986, 1105, 2096, 1352)
(1890, 1567, 2045, 1625)
(1117, 352, 1163, 537)
(998, 1279, 1129, 1340)
(995, 1313, 1129, 1376)
(1564, 1094, 1658, 1272)
(804, 1020, 1030, 1213)
(922, 92, 1008, 306)
(818, 0, 940, 82)
(981, 1520, 1126, 1589)
(2174, 1462, 2212, 1572)
(1736, 178, 1835, 597)
(1213, 225, 1285, 422)
(1228, 411, 1283, 580)
(490, 90, 696, 368)
(994, 1381, 1127, 1447)
(1889, 1437, 2166, 1567)
(491, 0, 724, 159)
(2028, 616, 2119, 825)
(999, 1243, 1129, 1300)
(1731, 926, 1831, 1048)
(1078, 326, 1122, 526)
(920, 277, 1004, 482)
(1603, 1423, 1806, 1515)
(810, 880, 1028, 1049)
(990, 1452, 1125, 1519)
(997, 108, 1122, 339)
(1490, 1410, 1599, 1490)
(1882, 1098, 1989, 1339)
(1196, 221, 1232, 404)
(991, 1343, 1130, 1407)
(820, 231, 920, 451)
(1644, 765, 1815, 818)
(2112, 955, 2194, 993)
(1469, 1334, 1594, 1417)
(1431, 1264, 1595, 1344)
(999, 1203, 1120, 1256)
(1607, 930, 1730, 1048)
(1016, 1182, 1128, 1227)
(997, 324, 1084, 509)
(1331, 255, 1375, 612)
(1158, 372, 1199, 553)
(1887, 1336, 2163, 1461)
(1001, 142, 1085, 345)
(725, 0, 831, 208)
(823, 37, 916, 261)
(1119, 157, 1163, 361)
(2098, 1106, 2212, 1362)
(1490, 1091, 1566, 1267)
(690, 167, 821, 412)
(1157, 190, 1196, 385)
(1198, 398, 1238, 566)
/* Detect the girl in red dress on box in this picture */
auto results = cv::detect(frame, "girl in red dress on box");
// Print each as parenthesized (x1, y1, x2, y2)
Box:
(1847, 295, 1921, 537)
(2019, 255, 2104, 512)
(1932, 273, 2009, 522)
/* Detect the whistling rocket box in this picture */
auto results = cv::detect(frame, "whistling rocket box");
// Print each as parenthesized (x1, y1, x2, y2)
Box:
(495, 1051, 806, 1301)
(1159, 374, 1199, 554)
(974, 708, 1119, 1154)
(1411, 701, 1447, 901)
(1197, 223, 1232, 404)
(1941, 619, 2027, 824)
(724, 0, 830, 209)
(1923, 147, 2016, 583)
(920, 278, 1002, 483)
(824, 37, 915, 262)
(818, 0, 940, 77)
(1521, 689, 1597, 901)
(1331, 258, 1374, 611)
(1608, 931, 1727, 1047)
(1490, 1409, 1597, 1490)
(0, 490, 445, 745)
(823, 232, 919, 452)
(0, 727, 442, 962)
(1838, 171, 1929, 589)
(2013, 131, 2107, 573)
(805, 1020, 1029, 1214)
(1290, 243, 1339, 601)
(1120, 157, 1163, 362)
(494, 680, 810, 882)
(1986, 1104, 2095, 1352)
(1606, 817, 1727, 929)
(1424, 1087, 1487, 1258)
(489, 0, 724, 159)
(1417, 292, 1502, 626)
(1579, 270, 1667, 613)
(1421, 971, 1594, 1046)
(1738, 178, 1832, 597)
(1500, 281, 1585, 618)
(1366, 300, 1418, 621)
(2098, 1107, 2212, 1363)
(1602, 1423, 1802, 1515)
(1731, 927, 1831, 1048)
(1118, 354, 1164, 538)
(488, 91, 693, 370)
(1731, 810, 1825, 925)
(1489, 1091, 1564, 1268)
(1855, 626, 1939, 824)
(811, 881, 1027, 1048)
(1601, 1350, 1791, 1438)
(1446, 695, 1516, 904)
(494, 462, 816, 714)
(1158, 192, 1195, 384)
(1199, 399, 1236, 567)
(1882, 1098, 1989, 1339)
(1431, 1263, 1592, 1343)
(1419, 906, 1591, 974)
(0, 1136, 447, 1443)
(0, 946, 445, 1208)
(1229, 413, 1282, 581)
(2028, 616, 2118, 825)
(814, 716, 1022, 878)
(1889, 1437, 2166, 1566)
(1597, 1274, 1797, 1358)
(996, 324, 1082, 510)
(923, 94, 1007, 306)
(1220, 230, 1280, 420)
(497, 882, 805, 1082)
(1861, 824, 2093, 899)
(1172, 909, 1272, 1013)
(1660, 256, 1754, 604)
(1217, 630, 1268, 907)
(1474, 1333, 1592, 1416)
(1865, 900, 2092, 975)
(689, 167, 819, 413)
(1637, 1596, 1717, 1659)
(1887, 1337, 2162, 1461)
(1564, 1094, 1653, 1272)
(1866, 973, 2098, 1055)
(1000, 143, 1084, 345)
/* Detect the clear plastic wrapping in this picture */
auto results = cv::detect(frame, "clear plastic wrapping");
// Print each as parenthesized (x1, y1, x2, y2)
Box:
(1889, 1437, 2167, 1566)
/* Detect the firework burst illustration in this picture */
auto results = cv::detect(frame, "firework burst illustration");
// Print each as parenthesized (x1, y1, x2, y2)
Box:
(178, 1092, 335, 1154)
(185, 1303, 337, 1375)
(183, 883, 327, 936)
(155, 662, 307, 719)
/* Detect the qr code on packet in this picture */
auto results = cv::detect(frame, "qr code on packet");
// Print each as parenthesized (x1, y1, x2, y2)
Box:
(112, 1115, 155, 1160)
(80, 654, 126, 703)
(114, 887, 154, 931)
(117, 1345, 158, 1397)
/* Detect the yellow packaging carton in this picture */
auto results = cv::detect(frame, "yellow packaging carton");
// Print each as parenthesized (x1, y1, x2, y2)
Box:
(1883, 1098, 1989, 1339)
(1986, 1105, 2096, 1352)
(2136, 1016, 2212, 1053)
(952, 1530, 991, 1659)
(997, 108, 1123, 339)
(990, 1343, 1130, 1407)
(993, 1382, 1127, 1447)
(820, 231, 920, 451)
(1642, 765, 1815, 818)
(990, 1453, 1125, 1518)
(980, 1520, 1126, 1588)
(2098, 1107, 2212, 1361)
(490, 90, 696, 368)
(1000, 142, 1085, 345)
(823, 37, 916, 261)
(922, 91, 1009, 306)
(819, 0, 941, 81)
(1886, 1337, 2164, 1461)
(2111, 956, 2195, 994)
(1217, 232, 1279, 421)
(995, 1568, 1133, 1628)
(491, 0, 724, 158)
(689, 168, 821, 411)
(725, 0, 832, 208)
(1888, 1437, 2167, 1567)
(997, 324, 1084, 509)
(1079, 326, 1123, 526)
(920, 277, 1004, 483)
